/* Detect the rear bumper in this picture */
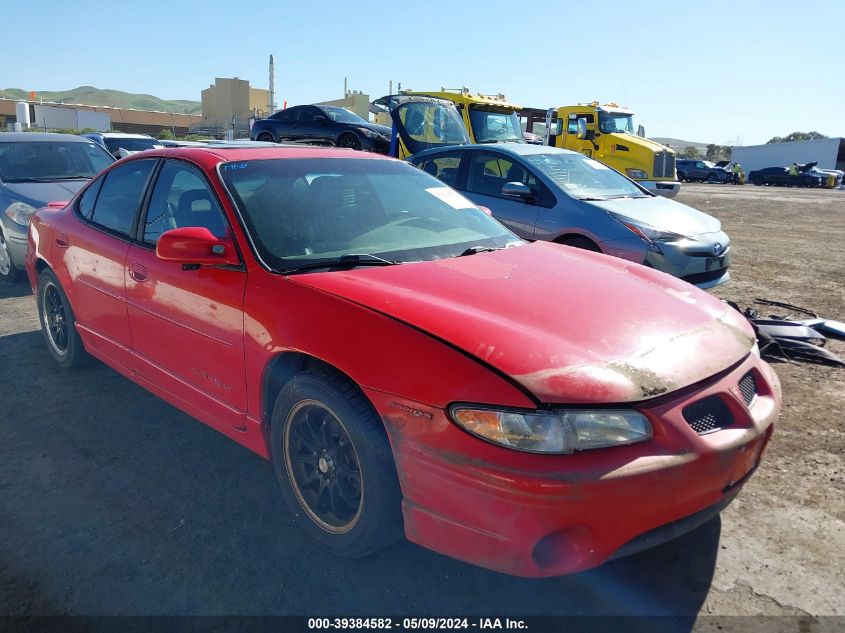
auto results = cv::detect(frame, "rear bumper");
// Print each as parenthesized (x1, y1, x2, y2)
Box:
(639, 180, 680, 198)
(367, 354, 780, 577)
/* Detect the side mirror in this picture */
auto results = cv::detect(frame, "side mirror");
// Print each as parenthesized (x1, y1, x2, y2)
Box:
(548, 118, 563, 137)
(637, 124, 646, 138)
(501, 181, 534, 201)
(576, 118, 588, 140)
(156, 227, 239, 266)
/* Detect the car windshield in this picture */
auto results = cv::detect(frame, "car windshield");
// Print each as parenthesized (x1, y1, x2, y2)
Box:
(597, 112, 634, 134)
(320, 107, 368, 124)
(104, 137, 162, 153)
(525, 153, 649, 200)
(0, 140, 114, 182)
(468, 108, 524, 143)
(219, 158, 520, 271)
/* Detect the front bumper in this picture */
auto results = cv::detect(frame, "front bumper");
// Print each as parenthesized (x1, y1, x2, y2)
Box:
(368, 353, 780, 577)
(644, 232, 732, 289)
(0, 217, 29, 269)
(639, 180, 680, 198)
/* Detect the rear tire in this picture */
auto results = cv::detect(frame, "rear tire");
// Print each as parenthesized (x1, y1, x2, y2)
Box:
(558, 236, 602, 252)
(270, 368, 403, 558)
(36, 269, 90, 369)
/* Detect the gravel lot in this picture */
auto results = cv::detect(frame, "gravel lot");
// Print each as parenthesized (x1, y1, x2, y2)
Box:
(0, 183, 843, 628)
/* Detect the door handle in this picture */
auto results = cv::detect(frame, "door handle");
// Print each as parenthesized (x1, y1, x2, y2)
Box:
(55, 234, 70, 248)
(128, 262, 149, 282)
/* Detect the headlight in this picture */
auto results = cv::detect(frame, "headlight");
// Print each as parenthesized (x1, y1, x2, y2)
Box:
(625, 168, 648, 179)
(4, 201, 37, 226)
(449, 406, 652, 454)
(359, 128, 386, 140)
(609, 212, 685, 251)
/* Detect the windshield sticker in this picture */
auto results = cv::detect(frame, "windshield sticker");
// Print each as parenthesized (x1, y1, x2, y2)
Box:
(223, 162, 249, 171)
(425, 187, 476, 210)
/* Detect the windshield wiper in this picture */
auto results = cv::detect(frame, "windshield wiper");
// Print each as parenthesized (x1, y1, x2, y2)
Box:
(280, 253, 401, 275)
(458, 246, 501, 257)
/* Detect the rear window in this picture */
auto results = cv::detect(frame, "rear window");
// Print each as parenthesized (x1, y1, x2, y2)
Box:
(0, 140, 114, 182)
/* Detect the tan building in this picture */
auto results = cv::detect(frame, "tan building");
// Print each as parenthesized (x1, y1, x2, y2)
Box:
(201, 78, 269, 126)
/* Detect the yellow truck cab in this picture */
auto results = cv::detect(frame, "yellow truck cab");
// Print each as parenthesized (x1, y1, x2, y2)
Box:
(545, 103, 680, 198)
(402, 88, 525, 145)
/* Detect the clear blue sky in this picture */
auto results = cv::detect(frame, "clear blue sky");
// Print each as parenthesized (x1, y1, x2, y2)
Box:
(5, 0, 842, 146)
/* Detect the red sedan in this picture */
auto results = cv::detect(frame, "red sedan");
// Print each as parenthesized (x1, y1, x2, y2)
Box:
(25, 146, 780, 577)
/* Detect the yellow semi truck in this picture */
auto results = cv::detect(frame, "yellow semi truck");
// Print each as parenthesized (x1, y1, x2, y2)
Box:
(545, 103, 680, 198)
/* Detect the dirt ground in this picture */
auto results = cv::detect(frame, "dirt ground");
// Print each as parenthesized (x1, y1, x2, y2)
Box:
(0, 183, 843, 629)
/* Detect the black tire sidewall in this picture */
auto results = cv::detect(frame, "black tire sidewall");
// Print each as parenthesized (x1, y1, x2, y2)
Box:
(36, 269, 87, 369)
(258, 132, 275, 143)
(270, 370, 402, 557)
(339, 134, 362, 150)
(0, 228, 22, 284)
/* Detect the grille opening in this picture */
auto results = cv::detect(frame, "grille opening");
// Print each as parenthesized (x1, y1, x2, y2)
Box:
(738, 372, 758, 407)
(682, 395, 734, 434)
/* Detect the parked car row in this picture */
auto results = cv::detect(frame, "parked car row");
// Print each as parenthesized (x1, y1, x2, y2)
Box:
(22, 144, 780, 577)
(748, 161, 828, 187)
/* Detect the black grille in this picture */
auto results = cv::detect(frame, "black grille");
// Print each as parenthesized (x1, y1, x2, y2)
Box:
(738, 372, 758, 407)
(682, 396, 734, 434)
(682, 269, 728, 285)
(653, 151, 676, 179)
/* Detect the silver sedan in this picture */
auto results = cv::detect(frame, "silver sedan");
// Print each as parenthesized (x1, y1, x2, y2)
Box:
(411, 143, 730, 288)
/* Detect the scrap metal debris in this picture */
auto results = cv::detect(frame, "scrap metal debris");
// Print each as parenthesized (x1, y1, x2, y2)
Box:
(726, 299, 845, 367)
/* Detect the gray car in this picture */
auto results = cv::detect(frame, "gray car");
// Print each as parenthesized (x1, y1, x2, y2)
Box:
(0, 133, 114, 282)
(411, 144, 731, 288)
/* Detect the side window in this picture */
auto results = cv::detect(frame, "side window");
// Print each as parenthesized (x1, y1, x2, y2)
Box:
(416, 152, 463, 188)
(466, 153, 536, 198)
(143, 160, 229, 245)
(297, 107, 322, 123)
(88, 159, 156, 237)
(78, 177, 104, 221)
(566, 113, 594, 134)
(271, 109, 294, 122)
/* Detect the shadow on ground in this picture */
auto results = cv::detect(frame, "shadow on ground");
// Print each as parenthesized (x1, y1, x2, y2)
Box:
(0, 329, 717, 625)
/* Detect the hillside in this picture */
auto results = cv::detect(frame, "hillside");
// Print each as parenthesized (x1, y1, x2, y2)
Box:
(0, 86, 201, 115)
(651, 137, 710, 154)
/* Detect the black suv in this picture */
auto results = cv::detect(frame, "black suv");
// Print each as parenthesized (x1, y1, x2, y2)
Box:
(676, 159, 731, 183)
(250, 105, 391, 153)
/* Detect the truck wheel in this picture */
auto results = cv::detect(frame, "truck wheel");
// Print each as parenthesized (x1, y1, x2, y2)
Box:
(271, 368, 403, 557)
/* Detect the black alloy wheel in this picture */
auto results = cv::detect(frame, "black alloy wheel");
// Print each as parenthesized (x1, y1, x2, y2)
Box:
(285, 400, 363, 532)
(338, 134, 362, 151)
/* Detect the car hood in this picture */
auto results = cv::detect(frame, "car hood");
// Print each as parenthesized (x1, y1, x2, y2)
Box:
(353, 122, 392, 136)
(292, 241, 754, 404)
(588, 195, 722, 238)
(1, 180, 87, 207)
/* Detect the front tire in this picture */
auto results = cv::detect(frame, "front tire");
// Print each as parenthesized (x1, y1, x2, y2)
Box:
(36, 269, 90, 369)
(257, 132, 275, 143)
(0, 228, 22, 283)
(338, 133, 363, 151)
(558, 235, 602, 252)
(271, 368, 403, 558)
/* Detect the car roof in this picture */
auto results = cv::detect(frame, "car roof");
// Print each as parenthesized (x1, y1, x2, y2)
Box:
(120, 145, 393, 170)
(413, 142, 581, 161)
(0, 132, 95, 143)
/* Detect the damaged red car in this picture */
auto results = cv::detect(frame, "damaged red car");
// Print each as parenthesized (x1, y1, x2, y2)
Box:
(26, 146, 780, 577)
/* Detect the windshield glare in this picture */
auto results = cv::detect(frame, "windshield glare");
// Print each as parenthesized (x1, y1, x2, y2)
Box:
(0, 141, 113, 181)
(525, 153, 648, 200)
(598, 112, 635, 134)
(469, 108, 524, 143)
(220, 158, 519, 270)
(320, 107, 367, 124)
